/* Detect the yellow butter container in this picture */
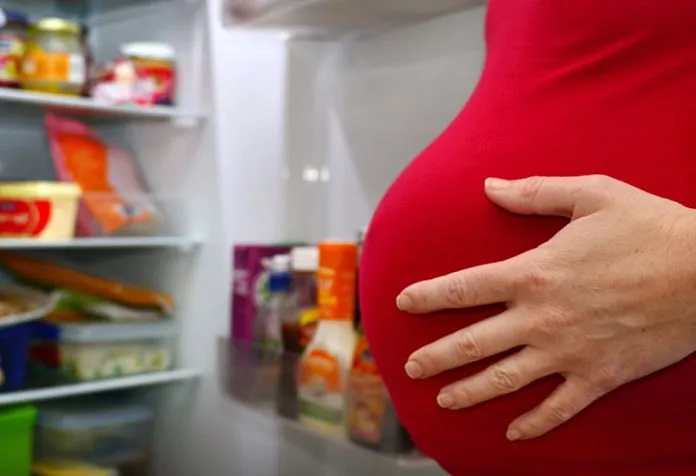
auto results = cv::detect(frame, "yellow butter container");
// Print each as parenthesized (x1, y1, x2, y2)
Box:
(0, 182, 80, 240)
(32, 461, 117, 476)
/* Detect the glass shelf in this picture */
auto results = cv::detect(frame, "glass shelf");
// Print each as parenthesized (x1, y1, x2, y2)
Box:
(217, 338, 445, 475)
(224, 0, 486, 37)
(0, 368, 199, 406)
(0, 89, 201, 123)
(0, 0, 195, 22)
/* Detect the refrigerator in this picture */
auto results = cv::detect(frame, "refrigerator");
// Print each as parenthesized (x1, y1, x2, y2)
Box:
(0, 0, 485, 474)
(206, 1, 486, 475)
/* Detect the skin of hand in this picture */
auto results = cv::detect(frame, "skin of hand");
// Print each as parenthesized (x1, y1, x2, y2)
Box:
(396, 175, 696, 442)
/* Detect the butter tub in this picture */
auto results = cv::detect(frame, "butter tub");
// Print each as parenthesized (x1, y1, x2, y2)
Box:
(0, 182, 81, 240)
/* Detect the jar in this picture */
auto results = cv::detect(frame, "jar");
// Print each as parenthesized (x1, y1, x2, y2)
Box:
(79, 23, 92, 97)
(21, 19, 86, 96)
(120, 42, 176, 105)
(0, 9, 28, 88)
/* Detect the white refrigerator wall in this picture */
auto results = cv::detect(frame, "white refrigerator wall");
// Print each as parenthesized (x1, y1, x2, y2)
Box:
(321, 6, 486, 237)
(206, 4, 486, 475)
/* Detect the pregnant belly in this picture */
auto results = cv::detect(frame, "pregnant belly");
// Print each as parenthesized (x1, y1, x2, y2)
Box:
(359, 109, 696, 474)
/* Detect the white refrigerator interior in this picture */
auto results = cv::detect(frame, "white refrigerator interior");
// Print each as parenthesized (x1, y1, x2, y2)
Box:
(208, 2, 487, 476)
(0, 0, 486, 473)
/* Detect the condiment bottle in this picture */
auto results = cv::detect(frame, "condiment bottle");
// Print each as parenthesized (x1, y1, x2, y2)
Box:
(276, 246, 319, 419)
(347, 328, 415, 453)
(253, 254, 292, 353)
(298, 241, 358, 435)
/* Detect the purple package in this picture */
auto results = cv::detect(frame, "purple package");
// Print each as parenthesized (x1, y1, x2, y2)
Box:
(231, 244, 291, 342)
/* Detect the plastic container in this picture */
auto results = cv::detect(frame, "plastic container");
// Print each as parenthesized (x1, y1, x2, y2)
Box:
(0, 8, 29, 88)
(30, 321, 175, 382)
(276, 246, 319, 419)
(0, 323, 32, 392)
(35, 400, 153, 465)
(298, 241, 358, 435)
(0, 404, 37, 476)
(32, 461, 118, 476)
(253, 254, 292, 353)
(0, 182, 81, 240)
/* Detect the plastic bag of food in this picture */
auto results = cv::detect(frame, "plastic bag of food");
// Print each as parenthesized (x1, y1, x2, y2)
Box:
(0, 252, 174, 312)
(45, 113, 162, 236)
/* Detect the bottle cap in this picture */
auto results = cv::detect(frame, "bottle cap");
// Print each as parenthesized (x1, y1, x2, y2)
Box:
(291, 246, 319, 272)
(263, 254, 291, 272)
(268, 271, 291, 292)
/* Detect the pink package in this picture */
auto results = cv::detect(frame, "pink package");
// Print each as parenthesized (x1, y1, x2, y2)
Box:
(45, 113, 162, 236)
(231, 244, 291, 342)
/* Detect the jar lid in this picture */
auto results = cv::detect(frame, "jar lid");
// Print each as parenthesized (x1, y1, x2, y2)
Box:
(121, 42, 176, 61)
(33, 18, 81, 34)
(291, 246, 319, 272)
(0, 8, 28, 27)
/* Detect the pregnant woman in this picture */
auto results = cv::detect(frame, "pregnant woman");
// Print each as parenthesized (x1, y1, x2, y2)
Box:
(360, 1, 696, 475)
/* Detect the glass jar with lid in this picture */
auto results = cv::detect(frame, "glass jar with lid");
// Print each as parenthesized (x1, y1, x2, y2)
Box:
(0, 8, 29, 88)
(21, 18, 87, 96)
(120, 42, 176, 105)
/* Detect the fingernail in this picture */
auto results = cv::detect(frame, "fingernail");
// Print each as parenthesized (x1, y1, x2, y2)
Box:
(437, 392, 455, 408)
(507, 428, 524, 441)
(486, 178, 511, 191)
(396, 294, 413, 311)
(405, 360, 423, 379)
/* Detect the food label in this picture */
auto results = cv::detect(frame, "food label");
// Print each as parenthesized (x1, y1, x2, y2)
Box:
(0, 34, 25, 83)
(298, 307, 319, 349)
(347, 338, 387, 443)
(298, 348, 345, 425)
(317, 266, 355, 321)
(132, 60, 175, 105)
(0, 199, 52, 237)
(22, 51, 85, 86)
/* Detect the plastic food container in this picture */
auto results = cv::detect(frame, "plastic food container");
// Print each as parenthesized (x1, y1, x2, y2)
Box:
(30, 321, 175, 382)
(0, 323, 33, 392)
(0, 286, 57, 392)
(0, 405, 37, 476)
(0, 182, 80, 240)
(35, 400, 153, 465)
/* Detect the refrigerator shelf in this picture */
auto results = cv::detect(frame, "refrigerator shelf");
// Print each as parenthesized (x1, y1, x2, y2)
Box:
(224, 0, 486, 36)
(0, 236, 203, 251)
(0, 369, 200, 407)
(0, 89, 203, 124)
(0, 0, 196, 23)
(219, 339, 445, 474)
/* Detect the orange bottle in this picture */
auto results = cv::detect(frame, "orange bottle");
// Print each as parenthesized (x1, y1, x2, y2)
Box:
(298, 241, 358, 435)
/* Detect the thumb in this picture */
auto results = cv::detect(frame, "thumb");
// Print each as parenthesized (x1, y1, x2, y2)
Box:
(484, 175, 613, 218)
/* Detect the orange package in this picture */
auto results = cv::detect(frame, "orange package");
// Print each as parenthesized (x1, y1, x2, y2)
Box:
(0, 252, 174, 312)
(317, 241, 357, 321)
(46, 113, 162, 236)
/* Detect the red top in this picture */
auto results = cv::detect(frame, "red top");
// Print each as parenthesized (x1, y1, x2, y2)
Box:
(360, 1, 696, 474)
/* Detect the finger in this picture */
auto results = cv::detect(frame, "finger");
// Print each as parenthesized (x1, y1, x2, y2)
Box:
(484, 175, 618, 218)
(405, 310, 527, 379)
(506, 378, 603, 441)
(397, 257, 530, 313)
(436, 347, 556, 410)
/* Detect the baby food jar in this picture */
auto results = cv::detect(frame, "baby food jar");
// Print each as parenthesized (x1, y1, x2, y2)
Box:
(0, 9, 28, 88)
(21, 19, 87, 96)
(121, 42, 176, 105)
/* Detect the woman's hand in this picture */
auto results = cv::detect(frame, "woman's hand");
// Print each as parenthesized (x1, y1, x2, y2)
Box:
(397, 175, 696, 441)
